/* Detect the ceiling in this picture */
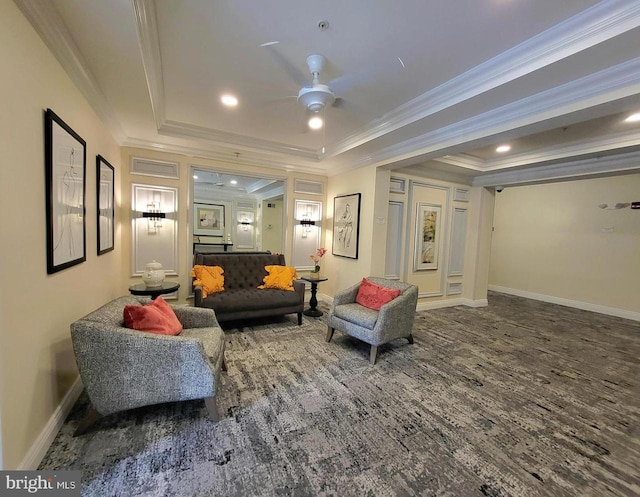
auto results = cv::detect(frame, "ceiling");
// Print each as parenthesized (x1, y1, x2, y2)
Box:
(16, 0, 640, 185)
(193, 170, 284, 201)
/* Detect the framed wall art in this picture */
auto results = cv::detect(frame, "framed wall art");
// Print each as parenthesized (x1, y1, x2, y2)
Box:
(45, 108, 87, 274)
(96, 155, 115, 255)
(194, 203, 225, 237)
(332, 193, 361, 259)
(413, 203, 442, 271)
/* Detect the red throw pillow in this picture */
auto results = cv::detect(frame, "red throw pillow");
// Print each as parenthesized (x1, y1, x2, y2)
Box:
(123, 297, 183, 335)
(355, 278, 402, 311)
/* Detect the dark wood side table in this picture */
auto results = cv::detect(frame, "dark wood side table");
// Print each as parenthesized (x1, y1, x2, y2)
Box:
(301, 276, 328, 317)
(129, 282, 180, 300)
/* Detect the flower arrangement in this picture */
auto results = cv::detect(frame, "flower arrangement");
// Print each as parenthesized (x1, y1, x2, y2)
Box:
(309, 247, 327, 273)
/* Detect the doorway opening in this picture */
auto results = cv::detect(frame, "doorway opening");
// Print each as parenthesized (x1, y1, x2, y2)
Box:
(191, 168, 286, 255)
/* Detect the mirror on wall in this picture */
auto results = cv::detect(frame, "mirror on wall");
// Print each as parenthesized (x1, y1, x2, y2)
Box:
(191, 169, 285, 255)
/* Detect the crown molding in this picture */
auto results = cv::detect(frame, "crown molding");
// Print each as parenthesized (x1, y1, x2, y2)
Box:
(159, 120, 320, 161)
(435, 128, 640, 172)
(433, 154, 485, 170)
(131, 0, 322, 162)
(122, 137, 327, 175)
(348, 57, 640, 172)
(472, 150, 640, 187)
(326, 0, 640, 158)
(398, 165, 475, 186)
(131, 0, 165, 129)
(481, 128, 640, 171)
(14, 0, 127, 143)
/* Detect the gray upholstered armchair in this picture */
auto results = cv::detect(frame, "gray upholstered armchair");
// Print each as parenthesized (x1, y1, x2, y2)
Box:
(70, 296, 226, 435)
(326, 277, 419, 364)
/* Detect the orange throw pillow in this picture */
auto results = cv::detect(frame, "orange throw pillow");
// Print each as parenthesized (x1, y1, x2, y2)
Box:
(258, 265, 298, 291)
(191, 265, 224, 298)
(355, 278, 402, 311)
(123, 297, 183, 335)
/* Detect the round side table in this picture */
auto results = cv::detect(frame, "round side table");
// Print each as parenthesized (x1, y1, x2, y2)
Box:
(301, 276, 328, 317)
(129, 282, 180, 300)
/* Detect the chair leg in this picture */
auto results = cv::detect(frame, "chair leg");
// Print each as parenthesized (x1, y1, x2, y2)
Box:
(326, 326, 335, 342)
(297, 312, 302, 325)
(73, 406, 102, 437)
(407, 333, 414, 344)
(205, 396, 219, 422)
(370, 345, 379, 365)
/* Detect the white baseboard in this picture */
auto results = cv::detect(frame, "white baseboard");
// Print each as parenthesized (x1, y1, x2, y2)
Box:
(18, 376, 83, 470)
(416, 298, 488, 311)
(489, 285, 640, 322)
(318, 293, 487, 311)
(317, 293, 332, 304)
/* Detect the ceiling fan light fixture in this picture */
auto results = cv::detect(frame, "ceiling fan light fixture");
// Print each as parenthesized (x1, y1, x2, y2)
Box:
(221, 94, 238, 107)
(308, 115, 323, 130)
(297, 85, 335, 112)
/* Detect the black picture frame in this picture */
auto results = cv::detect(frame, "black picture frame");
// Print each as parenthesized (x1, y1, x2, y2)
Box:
(45, 109, 87, 274)
(332, 193, 361, 259)
(193, 203, 225, 237)
(96, 155, 115, 255)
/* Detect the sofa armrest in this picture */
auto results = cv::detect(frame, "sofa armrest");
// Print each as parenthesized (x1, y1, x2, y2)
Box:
(293, 279, 305, 304)
(193, 285, 204, 306)
(172, 305, 219, 329)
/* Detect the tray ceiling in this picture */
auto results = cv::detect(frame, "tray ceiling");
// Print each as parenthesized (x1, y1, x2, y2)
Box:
(16, 0, 640, 184)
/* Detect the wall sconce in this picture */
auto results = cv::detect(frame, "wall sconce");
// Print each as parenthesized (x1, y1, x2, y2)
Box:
(239, 218, 252, 231)
(294, 201, 322, 239)
(142, 200, 165, 233)
(300, 213, 316, 238)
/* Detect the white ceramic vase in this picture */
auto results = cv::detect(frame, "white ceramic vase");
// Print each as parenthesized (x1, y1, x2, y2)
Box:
(142, 260, 165, 288)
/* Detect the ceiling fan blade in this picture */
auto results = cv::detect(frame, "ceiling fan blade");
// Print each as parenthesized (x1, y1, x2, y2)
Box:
(333, 97, 346, 109)
(264, 46, 309, 88)
(328, 74, 363, 96)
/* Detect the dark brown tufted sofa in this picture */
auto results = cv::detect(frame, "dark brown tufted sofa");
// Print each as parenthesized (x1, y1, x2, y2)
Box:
(193, 252, 305, 324)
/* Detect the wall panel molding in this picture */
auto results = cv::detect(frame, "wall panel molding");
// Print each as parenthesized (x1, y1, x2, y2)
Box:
(448, 207, 468, 276)
(131, 184, 178, 276)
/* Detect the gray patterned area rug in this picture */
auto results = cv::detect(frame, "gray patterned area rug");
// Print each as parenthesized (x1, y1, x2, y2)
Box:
(40, 292, 640, 497)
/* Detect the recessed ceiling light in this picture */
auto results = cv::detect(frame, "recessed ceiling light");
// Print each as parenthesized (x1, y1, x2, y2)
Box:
(624, 113, 640, 123)
(496, 144, 511, 153)
(230, 180, 237, 185)
(193, 175, 198, 179)
(221, 94, 238, 107)
(308, 115, 323, 130)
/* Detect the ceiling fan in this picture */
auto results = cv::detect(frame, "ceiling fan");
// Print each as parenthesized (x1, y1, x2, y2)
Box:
(297, 54, 336, 114)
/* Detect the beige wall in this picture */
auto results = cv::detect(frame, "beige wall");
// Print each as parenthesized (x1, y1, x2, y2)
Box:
(261, 199, 283, 253)
(465, 186, 496, 302)
(489, 174, 640, 316)
(324, 165, 382, 296)
(0, 0, 122, 469)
